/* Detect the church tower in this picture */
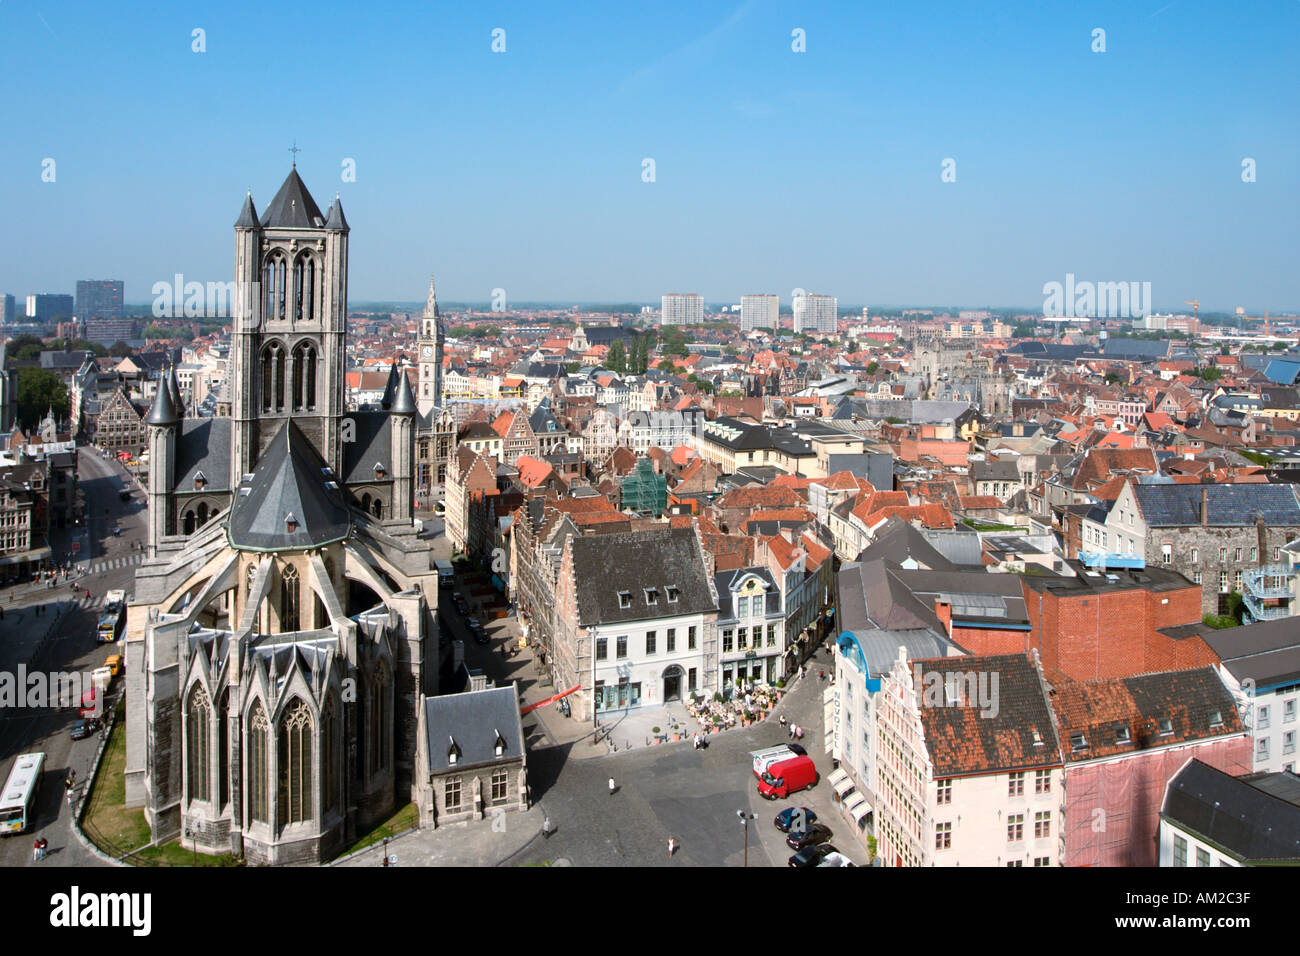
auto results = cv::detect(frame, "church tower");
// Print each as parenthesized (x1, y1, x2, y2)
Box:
(416, 275, 444, 422)
(230, 167, 350, 487)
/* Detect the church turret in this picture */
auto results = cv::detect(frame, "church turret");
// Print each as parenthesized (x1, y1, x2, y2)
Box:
(390, 363, 416, 522)
(417, 274, 443, 421)
(143, 377, 179, 554)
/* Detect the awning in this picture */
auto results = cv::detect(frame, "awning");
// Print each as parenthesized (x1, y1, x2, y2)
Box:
(827, 767, 850, 792)
(843, 791, 872, 824)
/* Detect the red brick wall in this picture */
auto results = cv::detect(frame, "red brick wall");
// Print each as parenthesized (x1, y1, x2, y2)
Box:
(951, 626, 1034, 657)
(1022, 581, 1211, 682)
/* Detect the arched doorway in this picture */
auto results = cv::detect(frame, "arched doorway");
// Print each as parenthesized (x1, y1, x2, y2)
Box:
(662, 664, 683, 703)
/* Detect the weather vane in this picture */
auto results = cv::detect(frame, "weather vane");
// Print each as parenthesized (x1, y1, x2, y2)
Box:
(289, 141, 301, 166)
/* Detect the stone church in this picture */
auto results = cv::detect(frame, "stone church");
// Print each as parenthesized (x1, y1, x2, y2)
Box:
(122, 167, 440, 864)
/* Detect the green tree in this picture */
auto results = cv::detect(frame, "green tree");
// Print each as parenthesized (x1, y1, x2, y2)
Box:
(6, 334, 46, 361)
(865, 361, 880, 375)
(1197, 366, 1223, 381)
(1105, 372, 1123, 385)
(565, 361, 582, 374)
(109, 340, 134, 357)
(16, 367, 70, 429)
(607, 340, 626, 373)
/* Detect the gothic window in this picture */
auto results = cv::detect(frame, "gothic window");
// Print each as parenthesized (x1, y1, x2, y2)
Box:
(292, 253, 317, 322)
(197, 501, 209, 526)
(372, 498, 383, 520)
(278, 698, 313, 825)
(292, 342, 317, 411)
(218, 688, 230, 808)
(361, 493, 372, 514)
(263, 252, 287, 321)
(183, 509, 196, 535)
(280, 564, 300, 632)
(367, 665, 390, 777)
(248, 701, 270, 824)
(186, 684, 211, 803)
(261, 341, 286, 412)
(321, 697, 337, 814)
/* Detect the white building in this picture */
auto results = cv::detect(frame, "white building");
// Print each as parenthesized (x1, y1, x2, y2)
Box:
(740, 294, 779, 332)
(661, 294, 704, 326)
(793, 294, 837, 334)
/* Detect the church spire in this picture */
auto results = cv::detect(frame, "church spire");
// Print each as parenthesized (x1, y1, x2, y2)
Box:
(423, 275, 439, 320)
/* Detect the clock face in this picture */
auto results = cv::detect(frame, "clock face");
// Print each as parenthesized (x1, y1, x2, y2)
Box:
(422, 345, 433, 357)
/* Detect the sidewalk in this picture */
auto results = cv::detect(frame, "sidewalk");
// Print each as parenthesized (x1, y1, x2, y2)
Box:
(333, 806, 546, 868)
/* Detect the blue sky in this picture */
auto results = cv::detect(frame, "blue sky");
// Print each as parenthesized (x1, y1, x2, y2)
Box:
(2, 0, 1297, 311)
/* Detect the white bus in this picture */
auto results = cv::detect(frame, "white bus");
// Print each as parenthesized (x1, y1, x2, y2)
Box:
(0, 752, 46, 835)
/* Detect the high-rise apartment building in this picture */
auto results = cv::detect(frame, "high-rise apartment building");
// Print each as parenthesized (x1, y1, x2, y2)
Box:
(25, 293, 75, 323)
(1, 294, 14, 324)
(661, 293, 704, 326)
(740, 294, 779, 331)
(75, 279, 125, 321)
(793, 293, 837, 334)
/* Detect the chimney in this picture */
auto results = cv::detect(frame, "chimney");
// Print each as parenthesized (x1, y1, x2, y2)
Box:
(1200, 486, 1209, 526)
(934, 599, 953, 637)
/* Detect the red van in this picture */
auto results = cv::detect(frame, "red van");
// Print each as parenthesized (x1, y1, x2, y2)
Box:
(757, 755, 818, 800)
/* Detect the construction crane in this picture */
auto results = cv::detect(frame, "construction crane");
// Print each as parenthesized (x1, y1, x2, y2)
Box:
(1184, 299, 1200, 322)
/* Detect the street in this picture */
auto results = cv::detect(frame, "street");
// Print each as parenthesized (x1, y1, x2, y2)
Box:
(0, 448, 146, 867)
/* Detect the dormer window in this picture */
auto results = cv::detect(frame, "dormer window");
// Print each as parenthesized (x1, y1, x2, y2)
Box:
(618, 591, 631, 609)
(1070, 732, 1089, 752)
(644, 588, 658, 606)
(448, 737, 461, 765)
(1031, 729, 1044, 747)
(494, 730, 507, 757)
(285, 512, 298, 534)
(193, 471, 206, 491)
(666, 586, 680, 604)
(1158, 717, 1173, 736)
(1210, 710, 1223, 729)
(1115, 725, 1132, 745)
(374, 462, 386, 479)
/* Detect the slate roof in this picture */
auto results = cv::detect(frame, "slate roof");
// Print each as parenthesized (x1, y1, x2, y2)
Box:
(569, 526, 716, 626)
(260, 167, 326, 229)
(143, 374, 179, 425)
(714, 567, 779, 620)
(855, 516, 959, 571)
(422, 684, 526, 774)
(1051, 668, 1243, 763)
(341, 410, 393, 484)
(228, 420, 351, 551)
(1162, 759, 1300, 863)
(1199, 616, 1300, 689)
(1134, 483, 1300, 527)
(175, 418, 232, 492)
(915, 653, 1060, 776)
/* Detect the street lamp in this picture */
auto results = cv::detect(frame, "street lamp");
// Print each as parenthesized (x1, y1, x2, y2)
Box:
(737, 809, 756, 867)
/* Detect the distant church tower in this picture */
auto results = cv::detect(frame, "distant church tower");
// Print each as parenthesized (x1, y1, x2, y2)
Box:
(417, 275, 444, 419)
(230, 166, 350, 486)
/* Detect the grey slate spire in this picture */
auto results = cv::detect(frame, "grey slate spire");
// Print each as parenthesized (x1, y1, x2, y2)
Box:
(260, 167, 326, 229)
(235, 191, 259, 229)
(167, 367, 183, 417)
(380, 362, 399, 410)
(325, 194, 349, 232)
(144, 373, 180, 426)
(390, 364, 416, 415)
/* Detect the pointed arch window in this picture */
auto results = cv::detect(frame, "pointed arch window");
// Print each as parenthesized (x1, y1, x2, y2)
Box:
(182, 509, 196, 535)
(280, 563, 300, 633)
(218, 688, 230, 808)
(292, 342, 317, 411)
(292, 254, 317, 322)
(367, 665, 391, 777)
(261, 341, 285, 412)
(278, 698, 313, 825)
(248, 701, 270, 824)
(321, 697, 337, 814)
(263, 252, 287, 321)
(186, 684, 211, 803)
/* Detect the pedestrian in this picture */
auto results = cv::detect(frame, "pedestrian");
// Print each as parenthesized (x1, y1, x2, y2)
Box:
(66, 787, 74, 807)
(608, 777, 616, 796)
(667, 836, 676, 858)
(796, 725, 804, 741)
(787, 722, 794, 740)
(32, 839, 40, 863)
(38, 837, 47, 860)
(779, 715, 787, 729)
(542, 816, 552, 838)
(819, 670, 825, 681)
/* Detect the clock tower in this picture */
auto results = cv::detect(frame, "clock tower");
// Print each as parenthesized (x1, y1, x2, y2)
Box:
(417, 274, 444, 421)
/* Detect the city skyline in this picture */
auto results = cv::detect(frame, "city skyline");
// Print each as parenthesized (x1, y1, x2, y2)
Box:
(2, 1, 1297, 312)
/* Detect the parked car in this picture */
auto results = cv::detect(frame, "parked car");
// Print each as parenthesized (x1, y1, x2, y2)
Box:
(786, 822, 834, 851)
(70, 718, 97, 740)
(757, 755, 819, 800)
(788, 843, 840, 867)
(774, 807, 818, 833)
(817, 851, 856, 868)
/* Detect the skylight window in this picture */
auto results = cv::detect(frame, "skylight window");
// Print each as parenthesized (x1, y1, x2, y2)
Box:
(1210, 710, 1223, 729)
(1158, 717, 1173, 736)
(1115, 726, 1131, 745)
(1070, 732, 1089, 752)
